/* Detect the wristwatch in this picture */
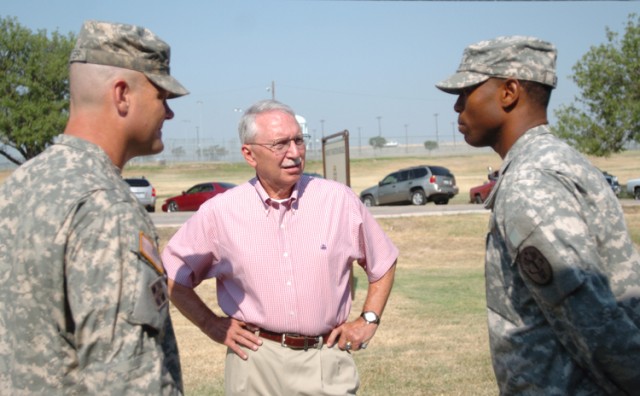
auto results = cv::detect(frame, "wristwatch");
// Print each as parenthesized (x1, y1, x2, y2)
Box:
(361, 311, 380, 325)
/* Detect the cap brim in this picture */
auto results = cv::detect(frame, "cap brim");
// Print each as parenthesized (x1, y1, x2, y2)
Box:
(146, 73, 189, 99)
(435, 72, 490, 94)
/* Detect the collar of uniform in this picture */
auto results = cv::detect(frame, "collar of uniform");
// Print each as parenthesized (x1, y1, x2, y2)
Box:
(55, 134, 122, 175)
(483, 125, 551, 210)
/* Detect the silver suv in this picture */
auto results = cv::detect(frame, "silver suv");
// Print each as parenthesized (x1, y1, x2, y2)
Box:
(360, 165, 458, 206)
(125, 177, 156, 212)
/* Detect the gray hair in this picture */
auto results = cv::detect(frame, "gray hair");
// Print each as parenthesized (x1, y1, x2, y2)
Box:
(238, 99, 298, 144)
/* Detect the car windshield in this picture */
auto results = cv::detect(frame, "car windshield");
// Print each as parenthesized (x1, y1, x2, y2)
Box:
(125, 179, 150, 187)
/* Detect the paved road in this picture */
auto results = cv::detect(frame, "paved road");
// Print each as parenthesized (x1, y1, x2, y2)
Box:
(150, 199, 640, 228)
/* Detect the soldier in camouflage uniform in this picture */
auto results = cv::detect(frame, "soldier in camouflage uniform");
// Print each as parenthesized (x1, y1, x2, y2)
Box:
(0, 20, 188, 394)
(436, 36, 640, 394)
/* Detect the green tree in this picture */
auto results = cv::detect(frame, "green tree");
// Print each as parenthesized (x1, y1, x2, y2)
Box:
(369, 136, 386, 149)
(423, 140, 438, 153)
(0, 16, 75, 165)
(553, 13, 640, 156)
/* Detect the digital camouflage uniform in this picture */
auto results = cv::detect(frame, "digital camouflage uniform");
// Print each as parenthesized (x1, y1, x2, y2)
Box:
(0, 135, 183, 394)
(436, 36, 640, 395)
(485, 125, 640, 395)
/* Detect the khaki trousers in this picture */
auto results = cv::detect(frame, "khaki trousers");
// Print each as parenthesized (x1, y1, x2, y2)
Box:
(225, 338, 360, 395)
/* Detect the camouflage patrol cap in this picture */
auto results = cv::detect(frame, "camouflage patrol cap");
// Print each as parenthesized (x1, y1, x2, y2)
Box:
(436, 36, 557, 94)
(70, 20, 189, 98)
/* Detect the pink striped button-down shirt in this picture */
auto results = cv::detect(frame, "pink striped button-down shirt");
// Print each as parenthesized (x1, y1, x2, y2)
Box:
(162, 175, 398, 336)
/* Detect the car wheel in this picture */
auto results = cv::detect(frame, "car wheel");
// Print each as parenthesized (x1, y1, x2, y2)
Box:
(167, 201, 179, 212)
(434, 198, 449, 205)
(362, 195, 376, 207)
(147, 205, 155, 213)
(474, 194, 483, 204)
(411, 190, 426, 206)
(635, 188, 640, 201)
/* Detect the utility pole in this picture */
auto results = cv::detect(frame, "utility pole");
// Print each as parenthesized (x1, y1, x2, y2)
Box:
(404, 124, 409, 153)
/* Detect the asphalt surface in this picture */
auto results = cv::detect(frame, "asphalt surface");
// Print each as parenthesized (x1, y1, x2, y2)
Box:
(150, 199, 640, 228)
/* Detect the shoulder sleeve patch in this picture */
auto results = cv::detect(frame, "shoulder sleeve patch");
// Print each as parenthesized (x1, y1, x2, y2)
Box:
(517, 246, 553, 285)
(139, 231, 164, 275)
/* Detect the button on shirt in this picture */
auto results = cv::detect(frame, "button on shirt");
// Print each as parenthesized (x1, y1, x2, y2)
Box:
(162, 175, 399, 336)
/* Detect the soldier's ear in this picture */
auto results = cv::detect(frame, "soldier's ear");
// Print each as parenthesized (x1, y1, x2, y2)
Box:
(500, 79, 520, 109)
(113, 79, 131, 116)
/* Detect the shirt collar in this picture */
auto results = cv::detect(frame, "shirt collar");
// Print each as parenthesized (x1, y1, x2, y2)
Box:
(484, 125, 551, 210)
(54, 134, 122, 175)
(251, 175, 304, 211)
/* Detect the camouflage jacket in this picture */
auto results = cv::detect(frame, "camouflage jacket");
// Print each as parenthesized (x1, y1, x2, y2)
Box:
(485, 125, 640, 395)
(0, 135, 182, 395)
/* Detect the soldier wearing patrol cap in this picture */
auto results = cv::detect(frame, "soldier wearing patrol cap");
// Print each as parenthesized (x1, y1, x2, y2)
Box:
(437, 36, 640, 394)
(0, 20, 187, 393)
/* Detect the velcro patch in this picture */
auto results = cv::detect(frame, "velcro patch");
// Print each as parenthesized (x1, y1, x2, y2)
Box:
(139, 232, 164, 275)
(517, 246, 553, 285)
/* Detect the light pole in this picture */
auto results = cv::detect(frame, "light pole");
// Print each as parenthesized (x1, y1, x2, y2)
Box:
(434, 113, 439, 143)
(376, 116, 382, 137)
(404, 124, 410, 153)
(266, 81, 275, 100)
(197, 100, 203, 160)
(320, 119, 325, 138)
(357, 126, 362, 155)
(451, 121, 456, 146)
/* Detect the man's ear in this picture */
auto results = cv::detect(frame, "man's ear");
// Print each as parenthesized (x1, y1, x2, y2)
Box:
(114, 80, 130, 116)
(241, 144, 257, 167)
(501, 79, 520, 110)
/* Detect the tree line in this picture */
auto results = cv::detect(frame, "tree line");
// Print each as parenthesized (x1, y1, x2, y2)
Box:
(1, 14, 638, 165)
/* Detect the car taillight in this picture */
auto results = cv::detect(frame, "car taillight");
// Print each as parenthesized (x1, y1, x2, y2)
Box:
(429, 175, 436, 184)
(152, 187, 156, 197)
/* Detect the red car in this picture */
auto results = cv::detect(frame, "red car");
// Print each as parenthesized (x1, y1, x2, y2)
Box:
(161, 182, 236, 212)
(469, 170, 499, 204)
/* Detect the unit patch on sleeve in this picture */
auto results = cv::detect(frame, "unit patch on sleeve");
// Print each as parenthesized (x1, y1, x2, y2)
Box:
(139, 231, 164, 275)
(517, 246, 553, 285)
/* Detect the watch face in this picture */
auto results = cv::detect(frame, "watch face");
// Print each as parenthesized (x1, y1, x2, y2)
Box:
(362, 311, 379, 323)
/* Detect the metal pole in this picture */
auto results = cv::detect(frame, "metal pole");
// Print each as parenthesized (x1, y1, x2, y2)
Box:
(404, 124, 409, 153)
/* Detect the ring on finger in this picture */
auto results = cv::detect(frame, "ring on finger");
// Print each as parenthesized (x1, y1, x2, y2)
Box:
(361, 342, 368, 349)
(345, 341, 352, 350)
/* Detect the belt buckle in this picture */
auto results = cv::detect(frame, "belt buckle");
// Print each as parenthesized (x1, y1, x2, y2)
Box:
(281, 334, 323, 351)
(314, 335, 323, 350)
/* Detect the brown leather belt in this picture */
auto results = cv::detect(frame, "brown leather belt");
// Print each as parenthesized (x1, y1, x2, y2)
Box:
(257, 328, 331, 351)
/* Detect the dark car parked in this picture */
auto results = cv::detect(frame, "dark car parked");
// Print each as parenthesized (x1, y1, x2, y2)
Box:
(161, 182, 236, 212)
(601, 171, 621, 197)
(360, 165, 458, 206)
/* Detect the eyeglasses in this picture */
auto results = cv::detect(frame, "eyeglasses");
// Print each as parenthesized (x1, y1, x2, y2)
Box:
(248, 134, 309, 154)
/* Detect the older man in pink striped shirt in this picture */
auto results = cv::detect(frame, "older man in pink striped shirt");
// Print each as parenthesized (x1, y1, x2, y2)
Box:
(162, 99, 398, 395)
